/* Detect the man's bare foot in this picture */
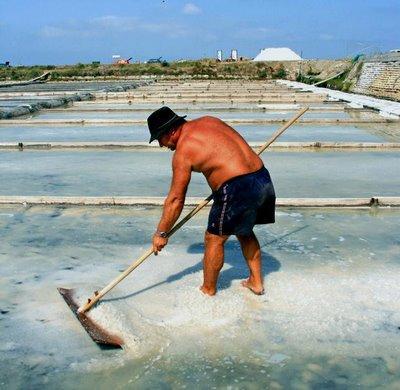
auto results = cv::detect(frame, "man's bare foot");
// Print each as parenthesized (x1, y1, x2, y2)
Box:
(241, 279, 265, 295)
(199, 285, 216, 296)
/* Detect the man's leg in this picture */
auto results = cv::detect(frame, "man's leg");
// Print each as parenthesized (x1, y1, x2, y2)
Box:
(236, 232, 264, 295)
(200, 231, 229, 296)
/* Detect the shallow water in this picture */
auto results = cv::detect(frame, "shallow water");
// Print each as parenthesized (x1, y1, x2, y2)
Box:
(0, 150, 399, 198)
(1, 80, 400, 389)
(71, 101, 348, 110)
(0, 100, 49, 107)
(1, 205, 399, 388)
(0, 81, 141, 93)
(0, 123, 398, 143)
(33, 109, 362, 120)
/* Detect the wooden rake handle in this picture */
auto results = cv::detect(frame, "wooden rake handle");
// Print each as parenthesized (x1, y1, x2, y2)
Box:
(78, 106, 309, 313)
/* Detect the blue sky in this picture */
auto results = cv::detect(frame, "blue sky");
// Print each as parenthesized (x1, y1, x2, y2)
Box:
(1, 0, 399, 65)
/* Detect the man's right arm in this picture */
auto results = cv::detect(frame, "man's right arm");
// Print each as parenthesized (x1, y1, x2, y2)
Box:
(153, 151, 192, 253)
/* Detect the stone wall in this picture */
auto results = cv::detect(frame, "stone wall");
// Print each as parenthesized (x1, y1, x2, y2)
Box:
(282, 60, 349, 81)
(352, 53, 400, 101)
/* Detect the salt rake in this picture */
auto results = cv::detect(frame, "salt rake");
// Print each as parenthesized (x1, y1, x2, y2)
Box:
(58, 106, 309, 348)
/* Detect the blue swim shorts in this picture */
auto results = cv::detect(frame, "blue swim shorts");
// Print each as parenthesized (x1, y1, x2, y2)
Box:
(207, 166, 276, 236)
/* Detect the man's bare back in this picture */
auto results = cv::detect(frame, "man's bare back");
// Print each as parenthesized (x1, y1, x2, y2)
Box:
(175, 116, 263, 191)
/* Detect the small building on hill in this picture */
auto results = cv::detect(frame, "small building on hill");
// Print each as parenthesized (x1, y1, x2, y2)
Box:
(253, 48, 302, 61)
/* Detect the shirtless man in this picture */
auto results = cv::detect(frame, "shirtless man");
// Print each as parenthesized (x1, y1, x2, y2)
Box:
(148, 107, 276, 296)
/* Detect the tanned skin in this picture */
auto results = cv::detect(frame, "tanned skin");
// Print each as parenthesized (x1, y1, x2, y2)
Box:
(152, 116, 265, 295)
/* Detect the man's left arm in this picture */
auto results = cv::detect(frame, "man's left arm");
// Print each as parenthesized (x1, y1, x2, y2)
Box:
(152, 152, 192, 254)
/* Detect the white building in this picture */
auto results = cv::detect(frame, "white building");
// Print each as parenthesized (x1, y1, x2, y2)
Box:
(253, 47, 302, 61)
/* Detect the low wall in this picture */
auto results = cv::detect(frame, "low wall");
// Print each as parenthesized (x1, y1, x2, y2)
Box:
(352, 53, 400, 101)
(1, 196, 399, 207)
(0, 93, 93, 119)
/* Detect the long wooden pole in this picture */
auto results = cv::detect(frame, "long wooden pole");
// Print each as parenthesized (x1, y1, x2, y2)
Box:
(77, 106, 309, 313)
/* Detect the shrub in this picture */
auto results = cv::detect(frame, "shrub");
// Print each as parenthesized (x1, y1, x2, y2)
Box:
(27, 69, 42, 79)
(342, 82, 351, 92)
(257, 68, 269, 79)
(306, 66, 320, 76)
(50, 71, 61, 80)
(272, 65, 287, 79)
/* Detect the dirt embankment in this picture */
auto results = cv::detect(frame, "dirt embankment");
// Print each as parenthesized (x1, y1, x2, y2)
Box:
(0, 60, 350, 82)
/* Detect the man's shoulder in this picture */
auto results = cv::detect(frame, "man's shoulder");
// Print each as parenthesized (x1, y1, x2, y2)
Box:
(175, 121, 206, 159)
(188, 116, 220, 126)
(181, 116, 227, 145)
(182, 116, 224, 138)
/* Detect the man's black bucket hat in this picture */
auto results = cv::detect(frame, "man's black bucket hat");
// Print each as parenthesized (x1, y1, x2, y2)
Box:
(147, 106, 187, 143)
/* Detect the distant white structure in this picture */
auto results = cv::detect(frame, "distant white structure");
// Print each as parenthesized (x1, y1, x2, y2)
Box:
(253, 48, 302, 61)
(231, 49, 238, 61)
(217, 50, 223, 62)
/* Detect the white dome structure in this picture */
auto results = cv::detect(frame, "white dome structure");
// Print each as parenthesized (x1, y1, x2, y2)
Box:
(253, 47, 302, 61)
